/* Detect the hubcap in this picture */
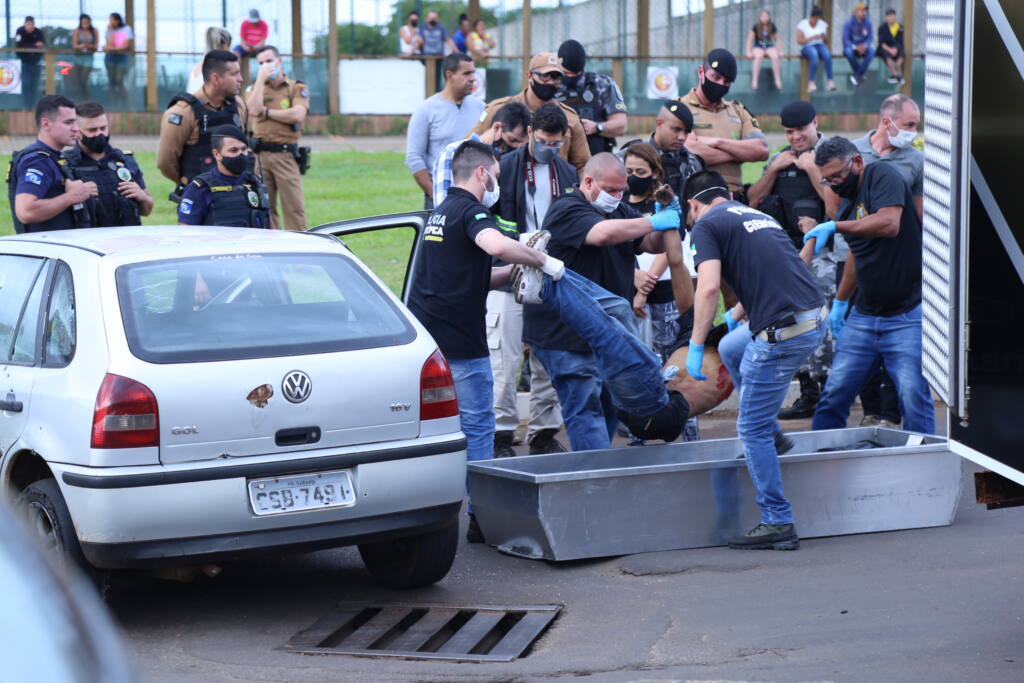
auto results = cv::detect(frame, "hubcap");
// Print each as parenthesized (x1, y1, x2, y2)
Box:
(26, 501, 60, 554)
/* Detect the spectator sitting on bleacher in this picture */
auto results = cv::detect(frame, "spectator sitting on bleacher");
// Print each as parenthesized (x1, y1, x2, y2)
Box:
(843, 3, 876, 87)
(796, 6, 835, 93)
(877, 8, 906, 85)
(234, 9, 268, 58)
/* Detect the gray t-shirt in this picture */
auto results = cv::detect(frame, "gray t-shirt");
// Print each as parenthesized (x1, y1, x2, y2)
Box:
(405, 93, 485, 176)
(418, 24, 449, 55)
(834, 131, 923, 261)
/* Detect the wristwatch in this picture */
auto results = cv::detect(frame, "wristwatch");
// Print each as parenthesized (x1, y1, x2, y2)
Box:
(596, 122, 605, 134)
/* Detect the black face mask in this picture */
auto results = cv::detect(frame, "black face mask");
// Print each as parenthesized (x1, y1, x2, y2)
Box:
(834, 170, 860, 199)
(410, 19, 418, 27)
(700, 76, 730, 103)
(491, 137, 511, 157)
(627, 174, 654, 196)
(80, 133, 109, 154)
(562, 75, 581, 90)
(530, 81, 558, 101)
(428, 20, 437, 27)
(221, 152, 249, 176)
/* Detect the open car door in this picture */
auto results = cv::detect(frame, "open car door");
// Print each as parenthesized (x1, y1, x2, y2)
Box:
(309, 211, 431, 304)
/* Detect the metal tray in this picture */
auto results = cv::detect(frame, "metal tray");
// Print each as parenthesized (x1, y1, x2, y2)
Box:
(467, 428, 962, 561)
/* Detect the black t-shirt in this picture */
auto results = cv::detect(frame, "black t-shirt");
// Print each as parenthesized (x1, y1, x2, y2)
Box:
(523, 188, 644, 352)
(16, 27, 44, 63)
(407, 187, 496, 359)
(692, 200, 823, 334)
(839, 162, 922, 316)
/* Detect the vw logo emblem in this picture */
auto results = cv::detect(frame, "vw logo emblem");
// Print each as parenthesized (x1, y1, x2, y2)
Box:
(282, 371, 312, 404)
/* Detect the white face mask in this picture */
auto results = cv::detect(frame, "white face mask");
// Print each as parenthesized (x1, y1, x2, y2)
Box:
(590, 185, 621, 213)
(482, 170, 500, 207)
(887, 121, 917, 149)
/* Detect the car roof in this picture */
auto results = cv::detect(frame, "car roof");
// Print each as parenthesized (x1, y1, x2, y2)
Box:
(0, 226, 340, 258)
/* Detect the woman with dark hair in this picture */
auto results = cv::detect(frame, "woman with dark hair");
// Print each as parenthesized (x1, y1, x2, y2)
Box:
(746, 9, 783, 90)
(104, 12, 134, 107)
(71, 14, 98, 99)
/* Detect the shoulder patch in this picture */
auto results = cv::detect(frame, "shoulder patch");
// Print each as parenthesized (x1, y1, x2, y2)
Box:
(474, 212, 488, 220)
(169, 113, 183, 125)
(23, 169, 43, 185)
(299, 88, 309, 99)
(179, 199, 193, 215)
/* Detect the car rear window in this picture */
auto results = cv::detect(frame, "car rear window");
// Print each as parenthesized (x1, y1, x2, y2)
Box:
(116, 252, 416, 363)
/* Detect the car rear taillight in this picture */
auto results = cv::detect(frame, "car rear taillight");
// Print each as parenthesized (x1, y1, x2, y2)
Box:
(420, 350, 459, 420)
(91, 374, 159, 448)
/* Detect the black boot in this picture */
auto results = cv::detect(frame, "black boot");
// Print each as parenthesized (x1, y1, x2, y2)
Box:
(778, 372, 820, 420)
(493, 430, 517, 458)
(528, 428, 567, 455)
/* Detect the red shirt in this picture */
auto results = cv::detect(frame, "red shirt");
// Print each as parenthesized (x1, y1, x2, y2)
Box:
(239, 20, 268, 47)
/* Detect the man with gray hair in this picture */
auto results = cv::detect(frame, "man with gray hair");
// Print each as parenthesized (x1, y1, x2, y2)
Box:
(802, 136, 934, 436)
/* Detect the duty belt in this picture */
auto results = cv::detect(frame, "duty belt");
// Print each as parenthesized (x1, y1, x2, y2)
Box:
(254, 139, 298, 153)
(754, 307, 826, 344)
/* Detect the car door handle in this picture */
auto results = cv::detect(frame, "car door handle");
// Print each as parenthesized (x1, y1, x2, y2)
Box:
(0, 394, 23, 413)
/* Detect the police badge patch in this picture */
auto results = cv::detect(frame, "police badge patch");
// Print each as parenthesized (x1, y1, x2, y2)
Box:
(116, 165, 132, 182)
(247, 190, 259, 207)
(180, 199, 193, 215)
(169, 113, 183, 125)
(300, 88, 309, 98)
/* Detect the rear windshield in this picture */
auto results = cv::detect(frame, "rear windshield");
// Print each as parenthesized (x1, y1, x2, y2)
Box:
(116, 252, 416, 363)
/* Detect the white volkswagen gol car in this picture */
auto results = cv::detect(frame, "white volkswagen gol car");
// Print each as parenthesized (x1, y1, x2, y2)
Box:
(0, 222, 466, 588)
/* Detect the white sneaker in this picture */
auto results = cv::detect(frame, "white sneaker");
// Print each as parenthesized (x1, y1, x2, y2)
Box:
(512, 264, 544, 304)
(521, 229, 551, 253)
(849, 74, 859, 86)
(807, 81, 818, 93)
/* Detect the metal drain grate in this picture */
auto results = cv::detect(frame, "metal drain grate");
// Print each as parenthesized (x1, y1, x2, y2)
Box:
(280, 602, 561, 662)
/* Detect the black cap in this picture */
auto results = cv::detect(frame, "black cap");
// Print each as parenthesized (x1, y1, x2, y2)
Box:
(665, 101, 694, 132)
(210, 124, 249, 145)
(558, 39, 586, 73)
(705, 48, 737, 82)
(779, 100, 817, 127)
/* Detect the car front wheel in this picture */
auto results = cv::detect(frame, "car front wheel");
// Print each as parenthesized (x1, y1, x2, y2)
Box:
(358, 517, 458, 589)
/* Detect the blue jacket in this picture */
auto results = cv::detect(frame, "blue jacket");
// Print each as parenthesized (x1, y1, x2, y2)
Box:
(843, 17, 873, 49)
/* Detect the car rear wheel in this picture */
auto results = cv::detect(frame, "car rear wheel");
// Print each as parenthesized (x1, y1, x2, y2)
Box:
(358, 517, 458, 589)
(19, 479, 92, 575)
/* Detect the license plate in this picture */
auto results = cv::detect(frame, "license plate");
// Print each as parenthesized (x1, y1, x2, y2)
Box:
(247, 470, 355, 516)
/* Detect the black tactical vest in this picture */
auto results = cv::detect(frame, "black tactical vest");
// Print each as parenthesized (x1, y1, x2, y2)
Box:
(62, 146, 141, 227)
(768, 149, 825, 248)
(191, 170, 271, 228)
(658, 147, 706, 202)
(6, 146, 90, 233)
(559, 73, 611, 155)
(166, 92, 243, 182)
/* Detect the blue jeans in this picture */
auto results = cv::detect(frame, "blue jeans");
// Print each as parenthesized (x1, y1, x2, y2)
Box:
(812, 304, 935, 434)
(532, 270, 665, 451)
(801, 44, 834, 80)
(719, 318, 825, 525)
(844, 44, 877, 79)
(449, 356, 494, 514)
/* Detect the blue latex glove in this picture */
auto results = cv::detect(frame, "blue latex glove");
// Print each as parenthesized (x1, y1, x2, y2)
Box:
(649, 208, 681, 231)
(723, 308, 741, 332)
(829, 299, 850, 338)
(655, 198, 681, 214)
(803, 220, 836, 256)
(686, 343, 707, 381)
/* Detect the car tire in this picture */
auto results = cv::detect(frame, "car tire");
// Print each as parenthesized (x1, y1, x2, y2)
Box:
(358, 517, 458, 589)
(18, 479, 92, 576)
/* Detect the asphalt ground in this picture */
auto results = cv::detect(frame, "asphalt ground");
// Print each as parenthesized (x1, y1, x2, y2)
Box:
(107, 404, 1024, 683)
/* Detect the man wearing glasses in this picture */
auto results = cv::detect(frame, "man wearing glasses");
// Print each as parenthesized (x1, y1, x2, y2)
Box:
(472, 52, 591, 173)
(801, 136, 934, 435)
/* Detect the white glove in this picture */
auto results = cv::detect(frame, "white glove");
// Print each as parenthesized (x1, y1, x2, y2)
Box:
(541, 255, 565, 280)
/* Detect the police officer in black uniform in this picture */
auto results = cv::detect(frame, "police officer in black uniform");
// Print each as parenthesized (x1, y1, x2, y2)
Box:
(746, 100, 827, 248)
(622, 101, 706, 204)
(9, 94, 97, 233)
(555, 39, 628, 156)
(62, 100, 153, 227)
(157, 50, 249, 203)
(177, 125, 270, 228)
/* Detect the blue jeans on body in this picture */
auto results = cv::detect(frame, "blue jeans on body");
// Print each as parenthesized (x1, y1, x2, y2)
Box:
(532, 270, 665, 452)
(812, 304, 935, 434)
(718, 317, 825, 525)
(801, 44, 834, 80)
(844, 44, 877, 79)
(449, 356, 494, 513)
